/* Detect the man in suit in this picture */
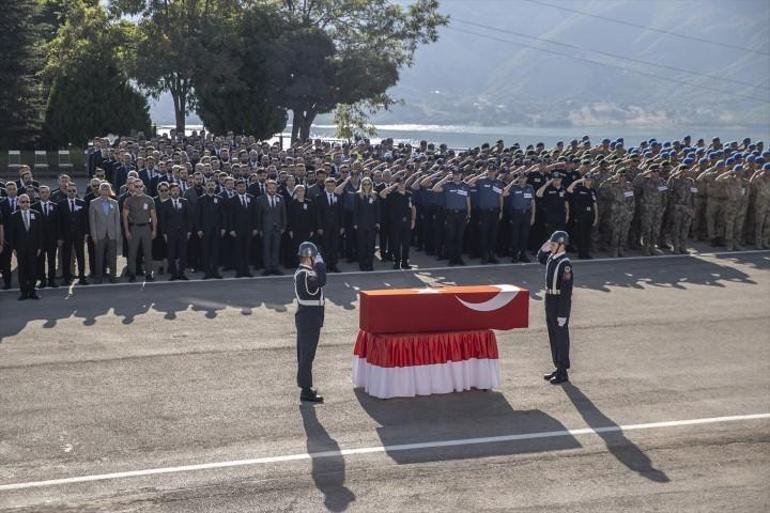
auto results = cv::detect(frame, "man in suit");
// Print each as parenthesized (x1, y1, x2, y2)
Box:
(109, 153, 132, 194)
(50, 174, 71, 203)
(197, 180, 225, 279)
(86, 140, 104, 177)
(7, 194, 43, 300)
(160, 183, 193, 280)
(256, 179, 287, 276)
(31, 186, 60, 288)
(89, 182, 121, 283)
(184, 171, 205, 272)
(0, 182, 21, 289)
(227, 180, 257, 277)
(58, 183, 90, 285)
(315, 177, 344, 272)
(150, 161, 175, 197)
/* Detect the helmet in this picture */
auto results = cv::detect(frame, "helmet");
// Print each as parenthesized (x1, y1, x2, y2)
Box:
(549, 230, 569, 245)
(297, 241, 319, 258)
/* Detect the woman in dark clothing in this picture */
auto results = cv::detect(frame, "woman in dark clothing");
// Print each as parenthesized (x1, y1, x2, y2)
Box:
(286, 184, 316, 268)
(353, 177, 380, 271)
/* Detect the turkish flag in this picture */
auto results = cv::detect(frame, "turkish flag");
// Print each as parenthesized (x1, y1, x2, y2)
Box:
(359, 285, 529, 334)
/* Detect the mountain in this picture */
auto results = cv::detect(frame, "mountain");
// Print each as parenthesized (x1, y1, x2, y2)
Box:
(150, 0, 770, 131)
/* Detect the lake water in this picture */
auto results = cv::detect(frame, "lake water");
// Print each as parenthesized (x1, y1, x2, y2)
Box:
(159, 124, 770, 149)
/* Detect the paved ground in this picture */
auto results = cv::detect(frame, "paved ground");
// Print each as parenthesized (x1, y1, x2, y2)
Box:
(0, 251, 769, 512)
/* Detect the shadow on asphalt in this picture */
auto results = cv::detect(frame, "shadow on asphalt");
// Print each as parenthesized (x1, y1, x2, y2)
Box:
(0, 253, 764, 340)
(561, 383, 670, 483)
(301, 405, 356, 512)
(354, 389, 581, 464)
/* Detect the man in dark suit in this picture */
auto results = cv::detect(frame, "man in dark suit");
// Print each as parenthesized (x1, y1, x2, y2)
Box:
(109, 153, 132, 194)
(315, 177, 344, 272)
(0, 182, 21, 289)
(227, 180, 257, 277)
(31, 186, 60, 288)
(150, 161, 175, 197)
(86, 140, 104, 177)
(6, 194, 43, 300)
(160, 183, 193, 280)
(197, 180, 225, 279)
(58, 184, 89, 285)
(256, 179, 287, 276)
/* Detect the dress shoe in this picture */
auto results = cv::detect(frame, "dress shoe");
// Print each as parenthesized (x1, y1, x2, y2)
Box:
(458, 259, 467, 266)
(109, 277, 119, 284)
(300, 390, 324, 403)
(179, 274, 189, 280)
(128, 275, 137, 283)
(543, 370, 558, 381)
(78, 278, 89, 285)
(262, 270, 271, 277)
(489, 257, 500, 264)
(400, 262, 412, 270)
(329, 266, 341, 273)
(39, 280, 47, 289)
(169, 276, 178, 281)
(549, 373, 569, 385)
(18, 294, 28, 301)
(243, 272, 254, 278)
(202, 274, 211, 280)
(272, 270, 283, 276)
(213, 273, 224, 279)
(29, 293, 40, 300)
(49, 280, 58, 288)
(393, 262, 401, 269)
(145, 275, 155, 282)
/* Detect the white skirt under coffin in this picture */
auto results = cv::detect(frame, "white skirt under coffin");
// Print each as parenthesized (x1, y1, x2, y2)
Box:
(352, 357, 501, 399)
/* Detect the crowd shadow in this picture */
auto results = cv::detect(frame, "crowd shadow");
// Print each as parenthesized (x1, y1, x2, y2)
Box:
(355, 389, 580, 464)
(562, 383, 669, 483)
(300, 405, 356, 512)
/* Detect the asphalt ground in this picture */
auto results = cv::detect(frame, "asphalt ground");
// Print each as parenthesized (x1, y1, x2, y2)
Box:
(0, 251, 769, 512)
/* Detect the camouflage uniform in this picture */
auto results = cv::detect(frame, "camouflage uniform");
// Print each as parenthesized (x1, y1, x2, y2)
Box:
(719, 174, 747, 251)
(591, 166, 613, 251)
(666, 172, 696, 253)
(633, 172, 668, 255)
(598, 174, 634, 257)
(691, 175, 708, 240)
(752, 172, 770, 248)
(698, 168, 725, 243)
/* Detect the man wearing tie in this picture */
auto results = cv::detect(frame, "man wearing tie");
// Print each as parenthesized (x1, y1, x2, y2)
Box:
(58, 184, 90, 285)
(31, 186, 60, 288)
(315, 178, 344, 272)
(197, 180, 225, 279)
(256, 179, 287, 276)
(89, 182, 122, 283)
(160, 183, 193, 280)
(0, 182, 21, 289)
(227, 180, 257, 277)
(7, 194, 43, 300)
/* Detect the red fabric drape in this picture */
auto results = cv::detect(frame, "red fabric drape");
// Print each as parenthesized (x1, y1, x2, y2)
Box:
(353, 329, 499, 368)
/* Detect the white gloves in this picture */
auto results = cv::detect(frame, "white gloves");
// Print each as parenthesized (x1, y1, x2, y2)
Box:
(314, 253, 324, 264)
(557, 317, 567, 327)
(540, 241, 552, 252)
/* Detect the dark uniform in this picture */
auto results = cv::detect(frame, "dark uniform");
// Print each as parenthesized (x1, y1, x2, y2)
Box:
(160, 196, 193, 279)
(570, 184, 597, 258)
(197, 193, 226, 278)
(475, 176, 504, 263)
(387, 190, 415, 269)
(353, 193, 380, 271)
(506, 183, 535, 262)
(294, 246, 327, 402)
(540, 181, 569, 235)
(443, 181, 470, 266)
(30, 200, 60, 287)
(537, 235, 573, 383)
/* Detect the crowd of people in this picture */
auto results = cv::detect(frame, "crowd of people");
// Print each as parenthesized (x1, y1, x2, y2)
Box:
(1, 132, 769, 300)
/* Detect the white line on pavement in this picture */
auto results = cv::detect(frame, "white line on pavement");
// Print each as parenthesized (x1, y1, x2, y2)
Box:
(1, 249, 767, 295)
(1, 412, 767, 492)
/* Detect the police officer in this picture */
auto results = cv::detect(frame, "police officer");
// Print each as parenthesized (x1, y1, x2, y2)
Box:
(536, 171, 570, 236)
(472, 167, 504, 264)
(294, 241, 327, 403)
(503, 172, 536, 262)
(433, 167, 470, 266)
(567, 174, 598, 259)
(537, 230, 573, 385)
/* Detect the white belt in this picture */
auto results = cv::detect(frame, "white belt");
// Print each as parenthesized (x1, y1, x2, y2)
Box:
(297, 299, 324, 306)
(546, 290, 560, 295)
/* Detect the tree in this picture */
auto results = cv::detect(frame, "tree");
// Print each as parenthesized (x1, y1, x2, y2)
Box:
(0, 0, 45, 148)
(113, 0, 241, 134)
(42, 0, 151, 146)
(193, 6, 287, 139)
(272, 0, 448, 141)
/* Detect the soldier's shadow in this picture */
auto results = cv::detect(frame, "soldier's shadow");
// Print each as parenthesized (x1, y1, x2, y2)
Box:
(300, 405, 356, 512)
(354, 389, 580, 464)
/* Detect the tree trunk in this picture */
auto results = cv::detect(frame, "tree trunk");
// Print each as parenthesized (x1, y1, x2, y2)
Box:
(291, 110, 301, 143)
(299, 110, 314, 142)
(174, 92, 186, 134)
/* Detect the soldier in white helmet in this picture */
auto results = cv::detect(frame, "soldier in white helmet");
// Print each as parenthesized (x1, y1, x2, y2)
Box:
(294, 241, 327, 403)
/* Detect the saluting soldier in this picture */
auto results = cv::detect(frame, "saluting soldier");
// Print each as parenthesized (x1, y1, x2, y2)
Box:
(537, 230, 574, 385)
(294, 241, 327, 403)
(433, 167, 470, 266)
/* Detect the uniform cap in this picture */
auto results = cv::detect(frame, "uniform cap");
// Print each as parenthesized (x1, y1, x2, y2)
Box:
(732, 165, 743, 173)
(763, 163, 770, 170)
(755, 157, 766, 165)
(683, 158, 694, 165)
(716, 160, 725, 168)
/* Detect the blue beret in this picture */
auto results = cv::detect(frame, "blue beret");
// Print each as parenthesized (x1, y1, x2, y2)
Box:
(755, 157, 766, 165)
(764, 163, 770, 170)
(763, 151, 770, 158)
(732, 165, 743, 173)
(734, 153, 743, 160)
(617, 137, 624, 142)
(602, 138, 610, 144)
(743, 137, 751, 143)
(683, 158, 694, 165)
(716, 160, 725, 168)
(749, 144, 756, 150)
(644, 151, 653, 157)
(696, 148, 705, 155)
(747, 155, 755, 163)
(663, 141, 672, 147)
(699, 158, 708, 164)
(683, 135, 691, 139)
(610, 142, 617, 149)
(726, 158, 736, 165)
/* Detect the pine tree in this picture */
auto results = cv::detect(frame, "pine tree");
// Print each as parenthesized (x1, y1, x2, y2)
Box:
(0, 0, 44, 147)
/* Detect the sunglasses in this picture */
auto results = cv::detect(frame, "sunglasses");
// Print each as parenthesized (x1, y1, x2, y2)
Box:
(19, 200, 30, 204)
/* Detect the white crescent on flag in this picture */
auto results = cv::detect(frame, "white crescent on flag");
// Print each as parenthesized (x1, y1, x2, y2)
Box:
(456, 284, 521, 312)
